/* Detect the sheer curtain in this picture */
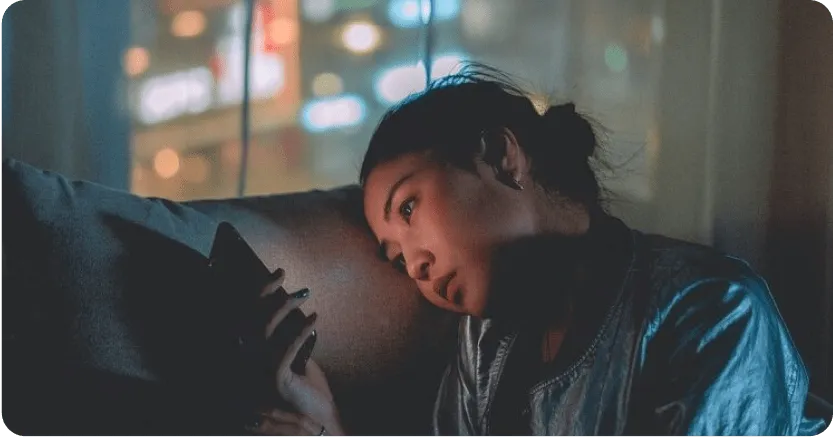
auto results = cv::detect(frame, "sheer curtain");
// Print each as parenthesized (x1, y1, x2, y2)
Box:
(2, 0, 131, 190)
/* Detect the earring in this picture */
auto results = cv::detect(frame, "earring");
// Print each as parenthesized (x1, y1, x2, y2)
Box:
(497, 171, 524, 191)
(515, 178, 524, 191)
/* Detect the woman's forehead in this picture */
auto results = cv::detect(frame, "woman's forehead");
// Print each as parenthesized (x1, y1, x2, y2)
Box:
(365, 153, 433, 191)
(363, 154, 435, 216)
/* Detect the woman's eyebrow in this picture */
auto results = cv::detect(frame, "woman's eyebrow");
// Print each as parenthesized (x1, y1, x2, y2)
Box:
(383, 171, 416, 222)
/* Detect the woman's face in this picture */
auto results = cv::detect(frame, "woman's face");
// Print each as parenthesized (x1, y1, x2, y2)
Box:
(363, 152, 537, 317)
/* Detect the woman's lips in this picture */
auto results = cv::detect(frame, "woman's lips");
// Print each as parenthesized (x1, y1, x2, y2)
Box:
(435, 272, 456, 301)
(446, 275, 465, 306)
(434, 272, 467, 309)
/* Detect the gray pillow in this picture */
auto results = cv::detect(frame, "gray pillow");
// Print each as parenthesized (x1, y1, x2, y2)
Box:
(3, 158, 456, 435)
(3, 158, 248, 432)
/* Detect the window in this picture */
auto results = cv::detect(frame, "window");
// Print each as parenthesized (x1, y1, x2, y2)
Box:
(126, 0, 663, 201)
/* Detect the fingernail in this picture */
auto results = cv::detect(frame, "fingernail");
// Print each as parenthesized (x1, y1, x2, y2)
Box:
(307, 312, 318, 324)
(290, 288, 310, 299)
(272, 268, 284, 278)
(242, 414, 262, 431)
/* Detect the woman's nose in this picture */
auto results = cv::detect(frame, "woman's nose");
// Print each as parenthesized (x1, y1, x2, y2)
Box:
(405, 249, 433, 281)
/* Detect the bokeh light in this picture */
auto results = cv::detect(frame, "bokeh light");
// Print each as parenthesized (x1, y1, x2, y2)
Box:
(123, 46, 149, 77)
(171, 10, 206, 38)
(268, 17, 299, 46)
(153, 148, 181, 179)
(341, 21, 382, 54)
(311, 72, 344, 96)
(604, 43, 629, 73)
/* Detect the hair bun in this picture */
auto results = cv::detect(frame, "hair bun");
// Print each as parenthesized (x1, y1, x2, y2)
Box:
(541, 102, 596, 159)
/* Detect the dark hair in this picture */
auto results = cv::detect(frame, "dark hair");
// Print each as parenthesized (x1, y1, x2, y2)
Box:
(360, 63, 605, 209)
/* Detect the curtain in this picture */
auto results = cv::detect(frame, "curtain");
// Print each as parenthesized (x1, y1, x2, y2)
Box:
(2, 0, 130, 189)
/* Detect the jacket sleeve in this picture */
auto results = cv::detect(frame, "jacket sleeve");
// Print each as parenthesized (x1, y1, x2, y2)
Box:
(640, 275, 821, 435)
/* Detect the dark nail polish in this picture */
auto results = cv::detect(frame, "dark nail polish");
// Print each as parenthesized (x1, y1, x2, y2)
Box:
(272, 267, 284, 278)
(307, 312, 318, 324)
(290, 288, 310, 299)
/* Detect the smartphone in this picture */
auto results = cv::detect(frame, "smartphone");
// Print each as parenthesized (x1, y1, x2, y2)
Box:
(208, 222, 316, 378)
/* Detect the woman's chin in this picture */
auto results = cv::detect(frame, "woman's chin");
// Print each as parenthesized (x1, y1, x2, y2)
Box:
(461, 293, 489, 318)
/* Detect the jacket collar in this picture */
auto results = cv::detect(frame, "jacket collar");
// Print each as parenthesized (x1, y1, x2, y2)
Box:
(461, 212, 638, 433)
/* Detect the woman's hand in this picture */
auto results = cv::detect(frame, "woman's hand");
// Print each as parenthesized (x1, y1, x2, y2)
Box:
(246, 408, 330, 435)
(257, 270, 345, 435)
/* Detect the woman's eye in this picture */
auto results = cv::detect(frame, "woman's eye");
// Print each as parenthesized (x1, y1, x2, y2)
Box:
(399, 198, 415, 222)
(393, 254, 407, 274)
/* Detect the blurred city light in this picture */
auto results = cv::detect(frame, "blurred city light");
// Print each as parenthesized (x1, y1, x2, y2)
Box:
(387, 0, 460, 28)
(171, 10, 206, 38)
(374, 53, 467, 104)
(123, 47, 150, 77)
(153, 148, 181, 179)
(226, 2, 246, 33)
(268, 17, 299, 46)
(311, 72, 345, 96)
(375, 64, 425, 104)
(301, 94, 367, 132)
(651, 16, 665, 43)
(604, 43, 629, 73)
(341, 21, 382, 54)
(429, 53, 467, 78)
(138, 67, 214, 124)
(216, 35, 286, 105)
(302, 0, 336, 22)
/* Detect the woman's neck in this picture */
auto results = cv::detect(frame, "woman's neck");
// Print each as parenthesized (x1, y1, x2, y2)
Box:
(534, 195, 591, 237)
(536, 210, 608, 363)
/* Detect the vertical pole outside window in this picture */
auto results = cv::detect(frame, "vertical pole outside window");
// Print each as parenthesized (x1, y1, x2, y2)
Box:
(238, 0, 256, 197)
(421, 0, 436, 87)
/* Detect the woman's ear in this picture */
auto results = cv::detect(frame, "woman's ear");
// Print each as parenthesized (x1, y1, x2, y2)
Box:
(480, 127, 529, 188)
(498, 127, 528, 178)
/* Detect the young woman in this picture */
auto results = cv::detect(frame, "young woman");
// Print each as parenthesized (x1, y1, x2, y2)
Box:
(247, 67, 827, 435)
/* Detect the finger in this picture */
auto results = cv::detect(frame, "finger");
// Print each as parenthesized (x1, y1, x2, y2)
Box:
(264, 288, 310, 338)
(305, 359, 328, 385)
(277, 313, 318, 379)
(260, 268, 285, 297)
(304, 359, 334, 399)
(250, 413, 321, 435)
(259, 408, 302, 423)
(259, 409, 321, 434)
(252, 419, 303, 435)
(294, 329, 317, 374)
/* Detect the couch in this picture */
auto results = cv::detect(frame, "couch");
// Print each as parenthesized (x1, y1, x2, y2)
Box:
(6, 159, 833, 435)
(3, 158, 458, 435)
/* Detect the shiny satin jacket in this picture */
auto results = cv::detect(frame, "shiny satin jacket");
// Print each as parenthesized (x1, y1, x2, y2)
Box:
(432, 217, 826, 435)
